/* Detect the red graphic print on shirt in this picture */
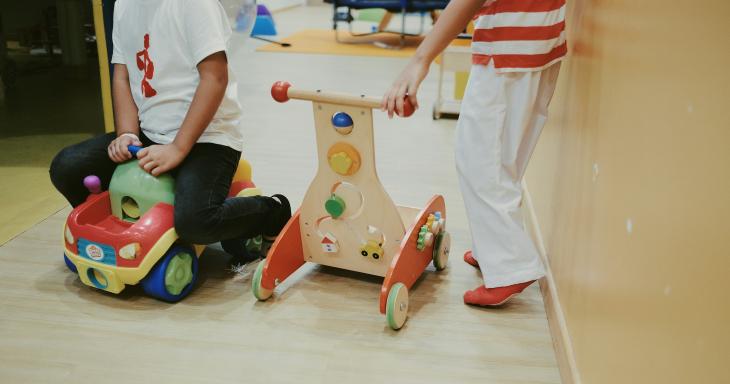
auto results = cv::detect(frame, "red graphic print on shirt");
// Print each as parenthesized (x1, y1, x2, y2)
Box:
(136, 34, 157, 98)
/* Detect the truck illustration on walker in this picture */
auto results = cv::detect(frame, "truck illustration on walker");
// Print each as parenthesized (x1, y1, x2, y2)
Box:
(252, 81, 451, 330)
(62, 145, 261, 302)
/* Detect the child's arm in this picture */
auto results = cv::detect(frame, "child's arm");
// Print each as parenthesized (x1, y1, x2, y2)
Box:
(137, 52, 229, 176)
(109, 64, 143, 162)
(381, 0, 486, 117)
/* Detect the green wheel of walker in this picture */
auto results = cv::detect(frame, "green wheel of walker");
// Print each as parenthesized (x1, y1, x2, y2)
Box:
(432, 231, 451, 271)
(252, 261, 273, 301)
(386, 282, 409, 330)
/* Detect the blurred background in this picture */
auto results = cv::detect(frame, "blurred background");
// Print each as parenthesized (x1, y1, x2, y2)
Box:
(0, 0, 104, 243)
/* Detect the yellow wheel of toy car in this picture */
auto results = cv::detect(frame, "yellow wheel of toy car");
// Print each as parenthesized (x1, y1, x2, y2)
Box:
(252, 260, 273, 301)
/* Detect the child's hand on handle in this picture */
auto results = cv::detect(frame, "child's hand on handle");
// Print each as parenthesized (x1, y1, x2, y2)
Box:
(381, 59, 429, 119)
(137, 144, 187, 176)
(108, 133, 143, 163)
(381, 0, 485, 118)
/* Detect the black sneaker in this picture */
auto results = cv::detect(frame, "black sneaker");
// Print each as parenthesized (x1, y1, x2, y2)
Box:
(221, 235, 264, 265)
(257, 194, 292, 258)
(267, 194, 292, 238)
(224, 194, 291, 265)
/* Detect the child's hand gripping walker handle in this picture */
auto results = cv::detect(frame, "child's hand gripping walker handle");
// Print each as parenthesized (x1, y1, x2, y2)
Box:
(271, 81, 415, 117)
(127, 145, 142, 158)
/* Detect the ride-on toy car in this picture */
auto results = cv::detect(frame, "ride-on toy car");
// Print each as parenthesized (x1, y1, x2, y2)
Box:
(62, 145, 261, 302)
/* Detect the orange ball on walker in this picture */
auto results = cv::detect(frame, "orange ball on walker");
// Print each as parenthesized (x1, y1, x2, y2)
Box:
(401, 97, 415, 117)
(271, 81, 291, 103)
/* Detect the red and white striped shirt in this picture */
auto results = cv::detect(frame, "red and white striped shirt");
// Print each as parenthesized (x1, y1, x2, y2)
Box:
(472, 0, 567, 72)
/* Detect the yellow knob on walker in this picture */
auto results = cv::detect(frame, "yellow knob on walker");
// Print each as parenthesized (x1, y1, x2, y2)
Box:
(329, 152, 352, 175)
(327, 142, 361, 176)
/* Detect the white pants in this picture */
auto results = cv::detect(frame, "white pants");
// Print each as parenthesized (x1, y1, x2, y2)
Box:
(456, 61, 561, 288)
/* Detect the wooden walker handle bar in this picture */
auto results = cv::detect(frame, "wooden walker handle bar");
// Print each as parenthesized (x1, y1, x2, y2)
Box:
(271, 81, 415, 117)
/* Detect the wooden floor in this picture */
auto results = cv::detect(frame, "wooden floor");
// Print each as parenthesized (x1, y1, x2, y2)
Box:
(0, 6, 560, 384)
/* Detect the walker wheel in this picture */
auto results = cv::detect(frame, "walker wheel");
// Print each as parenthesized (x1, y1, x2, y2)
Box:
(252, 261, 273, 301)
(385, 282, 409, 330)
(432, 231, 451, 271)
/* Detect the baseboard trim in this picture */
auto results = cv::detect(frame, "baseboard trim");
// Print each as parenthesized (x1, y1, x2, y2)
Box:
(522, 180, 581, 384)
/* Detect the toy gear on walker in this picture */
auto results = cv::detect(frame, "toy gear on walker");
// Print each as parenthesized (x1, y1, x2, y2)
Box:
(252, 81, 451, 330)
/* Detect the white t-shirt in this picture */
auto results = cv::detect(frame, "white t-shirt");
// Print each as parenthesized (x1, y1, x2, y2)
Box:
(111, 0, 243, 150)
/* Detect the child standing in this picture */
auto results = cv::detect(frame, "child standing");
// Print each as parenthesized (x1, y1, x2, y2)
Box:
(382, 0, 566, 306)
(50, 0, 290, 262)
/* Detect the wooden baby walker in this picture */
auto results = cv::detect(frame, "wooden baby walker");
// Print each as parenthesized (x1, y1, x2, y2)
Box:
(252, 81, 451, 330)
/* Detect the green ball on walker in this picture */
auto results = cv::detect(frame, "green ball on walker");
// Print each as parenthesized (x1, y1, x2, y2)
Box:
(325, 194, 346, 219)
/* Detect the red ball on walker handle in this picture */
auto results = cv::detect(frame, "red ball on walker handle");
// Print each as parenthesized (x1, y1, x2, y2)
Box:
(398, 97, 415, 118)
(271, 81, 291, 103)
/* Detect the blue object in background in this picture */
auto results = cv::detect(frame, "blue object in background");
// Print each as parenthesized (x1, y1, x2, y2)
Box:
(251, 5, 277, 36)
(252, 15, 277, 36)
(256, 4, 272, 16)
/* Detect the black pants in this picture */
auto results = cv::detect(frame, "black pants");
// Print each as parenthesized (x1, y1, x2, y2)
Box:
(49, 132, 286, 244)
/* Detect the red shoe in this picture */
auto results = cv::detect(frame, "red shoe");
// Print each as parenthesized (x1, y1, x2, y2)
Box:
(463, 250, 479, 268)
(463, 281, 535, 307)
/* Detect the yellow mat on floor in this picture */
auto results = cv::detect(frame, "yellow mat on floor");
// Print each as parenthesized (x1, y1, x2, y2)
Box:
(256, 29, 471, 58)
(0, 134, 92, 245)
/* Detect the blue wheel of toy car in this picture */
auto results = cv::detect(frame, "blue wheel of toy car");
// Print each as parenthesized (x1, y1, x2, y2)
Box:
(141, 245, 198, 302)
(63, 254, 78, 274)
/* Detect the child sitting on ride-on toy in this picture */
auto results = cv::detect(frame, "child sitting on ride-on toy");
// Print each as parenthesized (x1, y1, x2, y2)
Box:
(50, 0, 290, 282)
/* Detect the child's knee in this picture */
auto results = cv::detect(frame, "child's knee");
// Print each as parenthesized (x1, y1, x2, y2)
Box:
(174, 209, 200, 242)
(49, 147, 75, 186)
